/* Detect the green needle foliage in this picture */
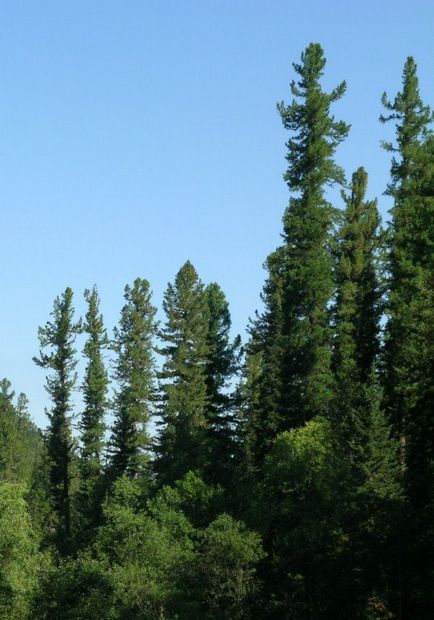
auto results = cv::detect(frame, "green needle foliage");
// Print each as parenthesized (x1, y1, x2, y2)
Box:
(332, 168, 402, 611)
(77, 286, 110, 545)
(335, 167, 382, 381)
(381, 57, 434, 615)
(277, 42, 350, 423)
(244, 249, 287, 465)
(246, 43, 349, 464)
(33, 287, 79, 556)
(156, 261, 210, 485)
(108, 278, 157, 482)
(333, 166, 383, 468)
(381, 56, 433, 458)
(204, 282, 241, 488)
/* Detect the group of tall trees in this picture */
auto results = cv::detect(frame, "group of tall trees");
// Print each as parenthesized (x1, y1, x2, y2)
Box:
(0, 43, 432, 619)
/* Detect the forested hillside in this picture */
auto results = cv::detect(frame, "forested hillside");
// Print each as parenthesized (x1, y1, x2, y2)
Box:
(1, 43, 433, 619)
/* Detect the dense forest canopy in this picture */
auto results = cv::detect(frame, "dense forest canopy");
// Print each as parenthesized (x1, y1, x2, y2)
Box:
(1, 43, 433, 619)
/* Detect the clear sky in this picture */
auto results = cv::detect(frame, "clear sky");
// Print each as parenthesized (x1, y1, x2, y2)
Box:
(1, 0, 433, 428)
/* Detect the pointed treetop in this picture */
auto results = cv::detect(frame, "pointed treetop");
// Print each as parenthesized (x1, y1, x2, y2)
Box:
(381, 56, 433, 193)
(278, 42, 350, 192)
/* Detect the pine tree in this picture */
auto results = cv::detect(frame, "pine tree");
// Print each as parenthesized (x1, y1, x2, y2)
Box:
(333, 167, 382, 468)
(332, 168, 402, 613)
(33, 287, 79, 555)
(381, 57, 434, 617)
(244, 249, 287, 464)
(245, 44, 349, 463)
(406, 136, 434, 611)
(204, 282, 241, 487)
(277, 42, 350, 421)
(381, 57, 433, 461)
(156, 261, 210, 485)
(108, 279, 157, 482)
(77, 286, 109, 543)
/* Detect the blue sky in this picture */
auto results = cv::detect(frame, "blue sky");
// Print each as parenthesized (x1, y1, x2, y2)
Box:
(1, 0, 433, 428)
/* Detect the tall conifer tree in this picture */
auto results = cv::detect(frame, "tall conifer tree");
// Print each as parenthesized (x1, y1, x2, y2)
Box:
(77, 286, 109, 543)
(244, 249, 286, 464)
(333, 167, 383, 466)
(108, 279, 157, 481)
(204, 282, 241, 487)
(333, 169, 401, 613)
(155, 261, 210, 485)
(277, 42, 350, 422)
(246, 43, 349, 463)
(381, 56, 433, 461)
(381, 58, 434, 615)
(33, 287, 79, 555)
